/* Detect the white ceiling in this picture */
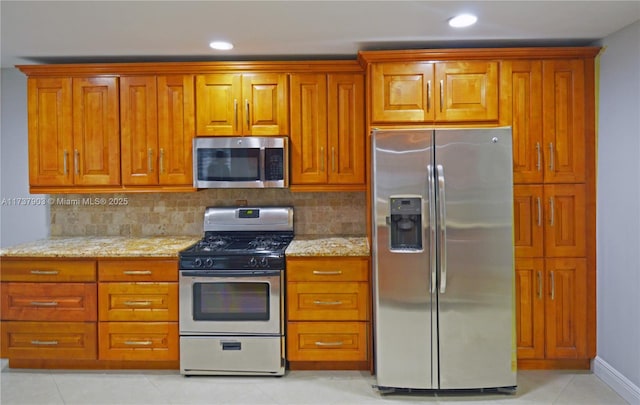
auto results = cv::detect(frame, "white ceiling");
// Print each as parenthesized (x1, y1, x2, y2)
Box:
(1, 1, 639, 68)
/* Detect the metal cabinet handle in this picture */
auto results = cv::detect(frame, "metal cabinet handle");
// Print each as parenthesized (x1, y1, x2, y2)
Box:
(549, 197, 555, 227)
(437, 164, 447, 294)
(314, 341, 344, 347)
(312, 270, 342, 275)
(74, 149, 80, 175)
(427, 80, 431, 112)
(124, 341, 153, 346)
(31, 340, 58, 346)
(148, 148, 153, 172)
(550, 271, 555, 300)
(536, 142, 541, 172)
(439, 80, 444, 112)
(536, 197, 542, 227)
(30, 301, 59, 307)
(159, 148, 165, 174)
(245, 99, 250, 128)
(63, 150, 69, 175)
(313, 300, 343, 306)
(320, 147, 325, 171)
(549, 142, 555, 172)
(537, 270, 543, 299)
(234, 99, 238, 130)
(123, 301, 152, 306)
(30, 270, 59, 275)
(331, 147, 336, 173)
(123, 270, 152, 275)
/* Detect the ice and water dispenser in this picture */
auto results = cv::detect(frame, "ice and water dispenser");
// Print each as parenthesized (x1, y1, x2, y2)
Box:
(388, 197, 422, 251)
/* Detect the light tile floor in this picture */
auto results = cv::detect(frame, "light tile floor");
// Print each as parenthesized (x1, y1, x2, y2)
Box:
(0, 359, 629, 404)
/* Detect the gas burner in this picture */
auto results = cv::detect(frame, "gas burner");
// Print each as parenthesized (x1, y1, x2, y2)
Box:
(248, 236, 282, 251)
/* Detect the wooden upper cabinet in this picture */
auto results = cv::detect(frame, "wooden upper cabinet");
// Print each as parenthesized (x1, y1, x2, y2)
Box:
(120, 75, 194, 186)
(195, 73, 288, 136)
(370, 61, 498, 124)
(542, 60, 586, 184)
(28, 76, 120, 187)
(544, 184, 586, 258)
(290, 73, 364, 189)
(72, 77, 120, 186)
(513, 185, 544, 258)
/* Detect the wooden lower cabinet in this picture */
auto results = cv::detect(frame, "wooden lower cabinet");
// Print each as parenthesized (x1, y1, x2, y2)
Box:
(286, 256, 370, 370)
(98, 322, 178, 361)
(2, 283, 97, 321)
(1, 321, 96, 360)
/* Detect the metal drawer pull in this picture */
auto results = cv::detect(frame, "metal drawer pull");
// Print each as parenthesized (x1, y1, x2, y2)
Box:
(30, 301, 59, 307)
(122, 270, 152, 275)
(313, 300, 343, 306)
(30, 270, 59, 275)
(312, 270, 342, 276)
(124, 341, 153, 346)
(314, 341, 344, 347)
(31, 340, 58, 346)
(123, 301, 152, 306)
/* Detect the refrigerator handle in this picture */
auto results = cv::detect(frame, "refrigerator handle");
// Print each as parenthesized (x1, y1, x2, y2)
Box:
(427, 164, 437, 293)
(437, 164, 447, 294)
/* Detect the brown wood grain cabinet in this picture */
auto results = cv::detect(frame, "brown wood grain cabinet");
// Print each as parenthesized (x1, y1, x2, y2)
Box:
(120, 75, 194, 187)
(195, 73, 288, 136)
(289, 73, 365, 190)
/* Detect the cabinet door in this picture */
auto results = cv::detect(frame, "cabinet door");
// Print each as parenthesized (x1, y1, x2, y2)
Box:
(513, 185, 544, 258)
(290, 73, 328, 184)
(545, 258, 587, 359)
(120, 76, 158, 185)
(287, 282, 369, 321)
(27, 77, 74, 186)
(542, 60, 586, 183)
(1, 321, 97, 360)
(287, 321, 368, 362)
(544, 184, 586, 257)
(242, 73, 289, 135)
(98, 283, 178, 321)
(502, 61, 544, 183)
(98, 322, 178, 361)
(72, 77, 120, 186)
(515, 258, 545, 359)
(327, 73, 365, 185)
(1, 282, 97, 321)
(157, 75, 195, 185)
(370, 62, 434, 123)
(195, 74, 242, 135)
(435, 61, 499, 122)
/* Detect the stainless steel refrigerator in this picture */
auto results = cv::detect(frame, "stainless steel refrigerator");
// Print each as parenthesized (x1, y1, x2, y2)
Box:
(371, 128, 517, 393)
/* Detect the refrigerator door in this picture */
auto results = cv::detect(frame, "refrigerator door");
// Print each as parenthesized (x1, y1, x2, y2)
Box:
(372, 129, 436, 389)
(434, 128, 517, 389)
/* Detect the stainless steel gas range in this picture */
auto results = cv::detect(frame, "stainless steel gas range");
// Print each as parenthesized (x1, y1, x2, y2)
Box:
(178, 206, 293, 376)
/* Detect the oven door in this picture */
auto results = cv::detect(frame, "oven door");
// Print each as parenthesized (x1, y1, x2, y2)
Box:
(179, 270, 282, 336)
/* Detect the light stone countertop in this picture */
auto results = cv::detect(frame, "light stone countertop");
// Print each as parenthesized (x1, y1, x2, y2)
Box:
(0, 236, 201, 258)
(286, 236, 369, 257)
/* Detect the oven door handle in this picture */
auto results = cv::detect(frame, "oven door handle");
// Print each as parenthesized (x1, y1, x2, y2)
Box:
(180, 270, 281, 278)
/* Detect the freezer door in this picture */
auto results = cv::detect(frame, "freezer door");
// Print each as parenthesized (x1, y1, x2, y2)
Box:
(372, 129, 436, 389)
(434, 128, 517, 389)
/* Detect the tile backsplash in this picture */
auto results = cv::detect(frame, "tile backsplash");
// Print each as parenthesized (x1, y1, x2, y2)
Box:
(49, 190, 366, 237)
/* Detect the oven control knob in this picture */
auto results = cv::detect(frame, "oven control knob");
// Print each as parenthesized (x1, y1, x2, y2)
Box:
(259, 257, 269, 267)
(205, 258, 214, 268)
(194, 258, 203, 268)
(248, 257, 258, 267)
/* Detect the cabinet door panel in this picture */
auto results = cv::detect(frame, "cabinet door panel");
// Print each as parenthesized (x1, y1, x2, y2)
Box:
(290, 74, 328, 184)
(27, 77, 74, 186)
(286, 257, 369, 282)
(287, 282, 368, 321)
(287, 321, 367, 362)
(1, 321, 96, 360)
(157, 75, 194, 185)
(72, 77, 120, 186)
(243, 73, 288, 135)
(371, 62, 434, 123)
(98, 260, 178, 282)
(544, 184, 586, 257)
(327, 74, 365, 185)
(515, 259, 545, 359)
(0, 260, 96, 282)
(513, 185, 544, 258)
(98, 283, 178, 321)
(195, 74, 241, 135)
(98, 322, 178, 361)
(545, 258, 587, 359)
(1, 283, 97, 321)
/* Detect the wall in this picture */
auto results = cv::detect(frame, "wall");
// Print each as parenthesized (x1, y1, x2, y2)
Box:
(594, 20, 640, 404)
(0, 68, 48, 248)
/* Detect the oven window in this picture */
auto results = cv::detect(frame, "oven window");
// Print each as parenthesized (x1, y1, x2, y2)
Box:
(197, 148, 259, 181)
(193, 282, 270, 321)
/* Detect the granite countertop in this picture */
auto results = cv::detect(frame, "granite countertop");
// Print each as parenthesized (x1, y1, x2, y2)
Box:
(0, 236, 201, 258)
(286, 236, 369, 257)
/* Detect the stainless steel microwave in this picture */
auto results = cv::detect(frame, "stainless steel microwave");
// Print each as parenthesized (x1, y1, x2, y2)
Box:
(193, 137, 289, 189)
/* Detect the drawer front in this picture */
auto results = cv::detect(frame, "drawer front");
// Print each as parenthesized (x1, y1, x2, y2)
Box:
(0, 260, 96, 282)
(286, 257, 369, 282)
(287, 322, 368, 362)
(287, 282, 369, 321)
(1, 321, 97, 360)
(98, 283, 178, 321)
(98, 260, 178, 282)
(98, 322, 178, 361)
(1, 283, 97, 321)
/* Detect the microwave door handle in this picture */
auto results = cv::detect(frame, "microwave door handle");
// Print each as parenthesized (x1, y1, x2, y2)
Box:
(259, 148, 266, 181)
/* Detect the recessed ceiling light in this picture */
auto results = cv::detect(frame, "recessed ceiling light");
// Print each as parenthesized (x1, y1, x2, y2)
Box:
(209, 41, 234, 51)
(448, 14, 478, 28)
